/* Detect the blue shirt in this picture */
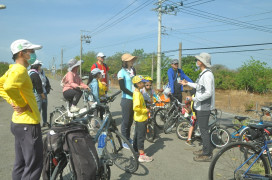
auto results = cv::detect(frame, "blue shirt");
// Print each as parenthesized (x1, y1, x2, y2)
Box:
(117, 68, 133, 100)
(167, 68, 193, 94)
(89, 79, 100, 104)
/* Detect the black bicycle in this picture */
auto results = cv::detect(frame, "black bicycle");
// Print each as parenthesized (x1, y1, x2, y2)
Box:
(163, 94, 186, 134)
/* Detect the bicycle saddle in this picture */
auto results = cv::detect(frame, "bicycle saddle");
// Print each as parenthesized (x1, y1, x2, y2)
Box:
(249, 123, 272, 130)
(234, 116, 248, 121)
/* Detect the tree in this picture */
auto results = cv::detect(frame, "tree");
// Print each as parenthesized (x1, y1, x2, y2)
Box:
(0, 62, 9, 76)
(235, 58, 272, 93)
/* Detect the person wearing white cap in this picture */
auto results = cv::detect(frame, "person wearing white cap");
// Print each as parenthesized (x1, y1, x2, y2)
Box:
(0, 39, 43, 179)
(167, 59, 193, 103)
(91, 52, 109, 91)
(181, 52, 215, 162)
(28, 60, 51, 127)
(117, 53, 137, 149)
(62, 59, 90, 112)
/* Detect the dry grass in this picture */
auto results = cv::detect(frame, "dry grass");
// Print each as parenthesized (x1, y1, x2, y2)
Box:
(110, 78, 272, 118)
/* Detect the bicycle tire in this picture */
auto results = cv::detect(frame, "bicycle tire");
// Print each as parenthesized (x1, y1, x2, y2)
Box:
(97, 164, 111, 180)
(154, 108, 167, 130)
(51, 157, 76, 180)
(164, 113, 176, 134)
(210, 127, 231, 148)
(105, 130, 138, 173)
(209, 142, 270, 180)
(50, 108, 67, 127)
(239, 127, 253, 142)
(146, 120, 156, 143)
(176, 120, 191, 140)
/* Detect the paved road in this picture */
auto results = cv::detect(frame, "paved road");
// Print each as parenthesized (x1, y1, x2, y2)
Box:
(0, 78, 235, 180)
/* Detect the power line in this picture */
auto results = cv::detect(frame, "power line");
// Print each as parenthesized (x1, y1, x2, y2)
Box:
(162, 42, 272, 53)
(90, 0, 139, 35)
(183, 48, 272, 55)
(178, 7, 272, 33)
(91, 0, 155, 37)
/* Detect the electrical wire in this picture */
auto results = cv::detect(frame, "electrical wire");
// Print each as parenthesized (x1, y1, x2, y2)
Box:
(91, 0, 155, 37)
(90, 0, 139, 35)
(162, 42, 272, 53)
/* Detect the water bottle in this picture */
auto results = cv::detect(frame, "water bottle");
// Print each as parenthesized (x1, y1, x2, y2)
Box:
(97, 132, 107, 156)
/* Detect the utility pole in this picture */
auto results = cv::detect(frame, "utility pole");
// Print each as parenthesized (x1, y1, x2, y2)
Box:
(154, 0, 183, 89)
(151, 53, 154, 79)
(179, 42, 182, 69)
(61, 48, 63, 75)
(80, 30, 91, 78)
(157, 2, 162, 89)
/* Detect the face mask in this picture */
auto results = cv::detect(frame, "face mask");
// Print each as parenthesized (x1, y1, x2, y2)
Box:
(27, 53, 37, 65)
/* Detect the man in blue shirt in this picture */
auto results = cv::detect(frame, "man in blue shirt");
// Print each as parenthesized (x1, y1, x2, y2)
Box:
(167, 59, 193, 102)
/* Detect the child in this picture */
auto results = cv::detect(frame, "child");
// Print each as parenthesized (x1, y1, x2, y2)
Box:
(132, 75, 153, 163)
(184, 94, 197, 147)
(141, 76, 159, 106)
(89, 68, 105, 119)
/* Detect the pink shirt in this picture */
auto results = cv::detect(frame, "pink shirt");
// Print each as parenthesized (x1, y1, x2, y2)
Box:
(62, 71, 88, 92)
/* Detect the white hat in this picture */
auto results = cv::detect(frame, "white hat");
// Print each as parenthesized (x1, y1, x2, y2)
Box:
(97, 52, 106, 58)
(195, 52, 212, 68)
(10, 39, 42, 55)
(32, 59, 43, 66)
(91, 68, 104, 75)
(67, 59, 82, 71)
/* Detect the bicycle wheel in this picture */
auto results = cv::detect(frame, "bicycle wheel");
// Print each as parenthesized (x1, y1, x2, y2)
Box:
(239, 128, 254, 142)
(105, 130, 138, 173)
(87, 116, 102, 136)
(209, 142, 270, 180)
(176, 120, 191, 140)
(164, 113, 176, 134)
(50, 108, 67, 127)
(146, 120, 156, 143)
(51, 156, 76, 180)
(154, 108, 167, 130)
(210, 127, 231, 148)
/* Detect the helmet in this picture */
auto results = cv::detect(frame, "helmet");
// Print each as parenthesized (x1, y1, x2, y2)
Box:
(145, 76, 153, 81)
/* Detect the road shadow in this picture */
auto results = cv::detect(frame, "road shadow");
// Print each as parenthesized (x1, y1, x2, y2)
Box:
(145, 137, 173, 156)
(117, 164, 149, 180)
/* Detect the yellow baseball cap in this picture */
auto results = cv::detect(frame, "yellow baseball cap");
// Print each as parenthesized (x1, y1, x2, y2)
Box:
(132, 75, 148, 84)
(145, 76, 153, 81)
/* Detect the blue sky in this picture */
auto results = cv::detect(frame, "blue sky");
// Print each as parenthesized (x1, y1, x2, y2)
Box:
(0, 0, 271, 70)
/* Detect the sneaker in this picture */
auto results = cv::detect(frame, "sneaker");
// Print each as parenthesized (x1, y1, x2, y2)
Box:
(185, 140, 195, 147)
(122, 143, 130, 149)
(70, 106, 80, 113)
(138, 154, 153, 163)
(193, 154, 213, 162)
(193, 149, 203, 156)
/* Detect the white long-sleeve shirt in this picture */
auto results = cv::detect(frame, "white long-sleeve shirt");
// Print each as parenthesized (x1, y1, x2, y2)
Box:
(187, 69, 215, 111)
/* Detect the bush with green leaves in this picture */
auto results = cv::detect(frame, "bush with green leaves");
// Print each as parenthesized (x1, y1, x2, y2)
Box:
(0, 62, 9, 76)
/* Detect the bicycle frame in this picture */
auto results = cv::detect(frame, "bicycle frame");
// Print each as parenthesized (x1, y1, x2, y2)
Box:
(235, 137, 272, 179)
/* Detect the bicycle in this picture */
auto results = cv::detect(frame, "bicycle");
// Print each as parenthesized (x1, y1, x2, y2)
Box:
(49, 89, 102, 135)
(208, 122, 272, 180)
(93, 101, 139, 173)
(239, 106, 272, 142)
(46, 122, 111, 180)
(176, 109, 231, 148)
(145, 104, 157, 143)
(163, 94, 186, 134)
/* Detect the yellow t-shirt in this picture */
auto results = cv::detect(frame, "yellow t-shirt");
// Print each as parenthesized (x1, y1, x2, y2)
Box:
(98, 80, 107, 97)
(133, 88, 148, 122)
(0, 64, 41, 124)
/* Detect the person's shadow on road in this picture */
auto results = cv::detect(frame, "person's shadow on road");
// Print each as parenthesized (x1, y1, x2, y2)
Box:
(145, 137, 173, 156)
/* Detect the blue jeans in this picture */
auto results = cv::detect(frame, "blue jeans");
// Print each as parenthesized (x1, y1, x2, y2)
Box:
(34, 93, 48, 124)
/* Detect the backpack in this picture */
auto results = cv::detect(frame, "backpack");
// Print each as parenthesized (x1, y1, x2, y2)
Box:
(42, 123, 99, 180)
(63, 125, 99, 180)
(60, 74, 67, 87)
